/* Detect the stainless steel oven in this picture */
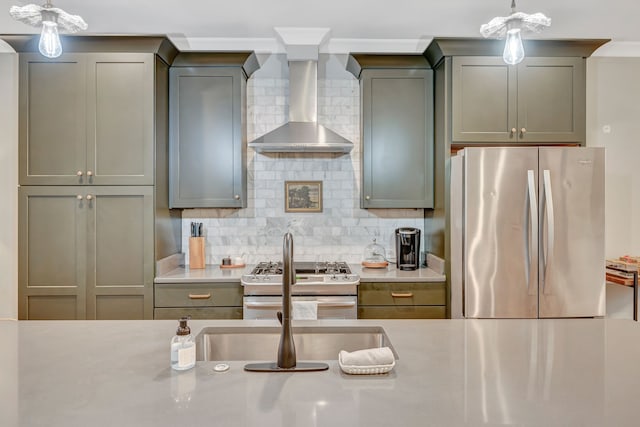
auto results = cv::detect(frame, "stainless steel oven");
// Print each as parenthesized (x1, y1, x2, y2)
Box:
(243, 295, 357, 320)
(241, 261, 360, 320)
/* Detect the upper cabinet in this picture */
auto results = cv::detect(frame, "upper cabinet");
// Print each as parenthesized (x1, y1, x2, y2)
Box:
(452, 56, 584, 143)
(348, 55, 434, 209)
(425, 38, 609, 147)
(18, 52, 156, 185)
(169, 52, 259, 208)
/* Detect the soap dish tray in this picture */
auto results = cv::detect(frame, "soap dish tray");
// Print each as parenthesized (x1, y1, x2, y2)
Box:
(338, 354, 395, 375)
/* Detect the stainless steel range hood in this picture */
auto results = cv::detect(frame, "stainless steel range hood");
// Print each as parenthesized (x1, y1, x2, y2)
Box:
(248, 60, 354, 154)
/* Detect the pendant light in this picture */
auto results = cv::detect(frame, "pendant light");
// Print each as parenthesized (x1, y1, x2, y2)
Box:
(9, 1, 88, 58)
(480, 0, 551, 65)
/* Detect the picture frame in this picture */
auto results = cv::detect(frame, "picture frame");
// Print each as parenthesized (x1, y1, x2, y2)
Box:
(285, 181, 323, 213)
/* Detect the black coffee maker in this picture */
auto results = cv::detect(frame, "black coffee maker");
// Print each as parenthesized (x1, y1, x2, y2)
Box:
(395, 227, 421, 270)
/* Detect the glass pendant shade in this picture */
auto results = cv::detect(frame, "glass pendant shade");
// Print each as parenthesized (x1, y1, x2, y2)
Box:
(39, 20, 62, 58)
(10, 2, 87, 59)
(480, 1, 550, 65)
(503, 28, 525, 65)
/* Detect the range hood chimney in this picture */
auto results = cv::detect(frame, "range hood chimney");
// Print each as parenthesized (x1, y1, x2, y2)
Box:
(248, 28, 354, 154)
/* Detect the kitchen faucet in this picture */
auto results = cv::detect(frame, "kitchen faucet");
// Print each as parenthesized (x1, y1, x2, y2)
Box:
(277, 232, 297, 368)
(244, 233, 329, 372)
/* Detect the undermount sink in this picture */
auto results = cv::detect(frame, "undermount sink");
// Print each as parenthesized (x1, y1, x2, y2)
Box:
(195, 325, 397, 361)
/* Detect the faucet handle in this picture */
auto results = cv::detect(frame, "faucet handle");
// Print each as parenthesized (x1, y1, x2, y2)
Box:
(277, 311, 283, 325)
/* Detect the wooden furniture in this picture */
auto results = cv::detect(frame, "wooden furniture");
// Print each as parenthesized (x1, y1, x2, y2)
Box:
(357, 281, 446, 319)
(347, 55, 434, 208)
(425, 38, 609, 148)
(18, 186, 155, 319)
(606, 265, 638, 321)
(169, 52, 259, 208)
(10, 35, 182, 320)
(451, 56, 585, 144)
(154, 282, 243, 319)
(17, 52, 156, 185)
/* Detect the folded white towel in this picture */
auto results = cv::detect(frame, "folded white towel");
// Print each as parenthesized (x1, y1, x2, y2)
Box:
(292, 300, 318, 320)
(338, 346, 395, 366)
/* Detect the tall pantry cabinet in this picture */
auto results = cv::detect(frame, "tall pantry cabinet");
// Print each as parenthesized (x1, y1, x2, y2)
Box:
(7, 36, 182, 320)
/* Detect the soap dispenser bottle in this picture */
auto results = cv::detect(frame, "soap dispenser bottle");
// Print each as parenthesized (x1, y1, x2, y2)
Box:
(171, 317, 195, 371)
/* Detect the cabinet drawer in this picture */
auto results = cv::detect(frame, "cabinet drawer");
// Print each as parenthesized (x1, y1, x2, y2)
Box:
(154, 307, 242, 320)
(155, 283, 242, 307)
(358, 282, 445, 306)
(358, 306, 446, 319)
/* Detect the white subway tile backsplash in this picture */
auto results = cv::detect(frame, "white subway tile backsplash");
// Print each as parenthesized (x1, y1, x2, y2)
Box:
(182, 76, 424, 264)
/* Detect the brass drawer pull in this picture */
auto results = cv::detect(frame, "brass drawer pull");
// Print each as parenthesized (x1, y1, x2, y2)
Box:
(188, 293, 211, 300)
(391, 292, 413, 298)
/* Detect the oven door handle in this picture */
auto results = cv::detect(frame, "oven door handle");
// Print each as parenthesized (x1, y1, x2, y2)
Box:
(243, 302, 282, 309)
(314, 302, 357, 308)
(244, 301, 356, 309)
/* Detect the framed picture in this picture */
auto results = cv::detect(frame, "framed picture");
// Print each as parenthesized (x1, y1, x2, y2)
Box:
(285, 181, 323, 213)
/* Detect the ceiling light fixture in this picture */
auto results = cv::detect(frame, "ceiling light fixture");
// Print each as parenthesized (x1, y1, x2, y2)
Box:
(480, 0, 551, 65)
(9, 1, 88, 58)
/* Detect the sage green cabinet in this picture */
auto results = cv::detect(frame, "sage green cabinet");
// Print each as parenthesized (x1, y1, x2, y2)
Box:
(451, 56, 585, 144)
(19, 52, 155, 185)
(169, 52, 258, 208)
(154, 282, 243, 319)
(12, 36, 182, 320)
(359, 67, 434, 208)
(19, 186, 154, 320)
(357, 281, 446, 319)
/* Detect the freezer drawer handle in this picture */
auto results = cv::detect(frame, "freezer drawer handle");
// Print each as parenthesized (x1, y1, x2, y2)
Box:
(188, 293, 212, 300)
(390, 292, 414, 298)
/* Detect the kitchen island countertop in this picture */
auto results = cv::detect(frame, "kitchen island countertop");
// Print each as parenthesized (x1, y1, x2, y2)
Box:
(3, 318, 640, 426)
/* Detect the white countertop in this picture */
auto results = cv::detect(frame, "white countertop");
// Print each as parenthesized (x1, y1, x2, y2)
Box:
(2, 318, 640, 426)
(155, 264, 250, 283)
(352, 264, 445, 282)
(155, 264, 445, 284)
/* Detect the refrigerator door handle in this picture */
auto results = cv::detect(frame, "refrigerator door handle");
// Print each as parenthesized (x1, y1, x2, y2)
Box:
(525, 170, 538, 294)
(542, 169, 555, 295)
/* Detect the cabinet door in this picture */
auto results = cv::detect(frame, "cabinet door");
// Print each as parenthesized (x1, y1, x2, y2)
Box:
(85, 187, 154, 319)
(18, 187, 87, 319)
(361, 68, 434, 208)
(86, 53, 155, 185)
(357, 281, 446, 319)
(169, 67, 246, 208)
(517, 57, 585, 143)
(452, 57, 518, 143)
(154, 307, 243, 320)
(155, 283, 243, 308)
(19, 54, 87, 185)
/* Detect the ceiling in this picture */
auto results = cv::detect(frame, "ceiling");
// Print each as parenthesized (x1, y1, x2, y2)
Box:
(2, 0, 640, 53)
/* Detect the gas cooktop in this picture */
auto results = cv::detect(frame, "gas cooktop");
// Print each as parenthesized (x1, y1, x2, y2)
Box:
(241, 261, 359, 296)
(250, 261, 352, 276)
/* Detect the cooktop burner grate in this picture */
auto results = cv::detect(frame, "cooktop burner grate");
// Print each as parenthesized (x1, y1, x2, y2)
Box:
(249, 261, 351, 276)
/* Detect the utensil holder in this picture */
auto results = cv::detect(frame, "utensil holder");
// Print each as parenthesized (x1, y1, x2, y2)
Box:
(189, 237, 205, 269)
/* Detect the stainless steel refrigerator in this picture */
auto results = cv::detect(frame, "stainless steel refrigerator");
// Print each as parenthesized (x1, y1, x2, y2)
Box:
(451, 147, 605, 318)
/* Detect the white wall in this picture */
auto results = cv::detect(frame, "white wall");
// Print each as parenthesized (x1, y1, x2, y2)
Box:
(587, 57, 640, 258)
(0, 45, 18, 320)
